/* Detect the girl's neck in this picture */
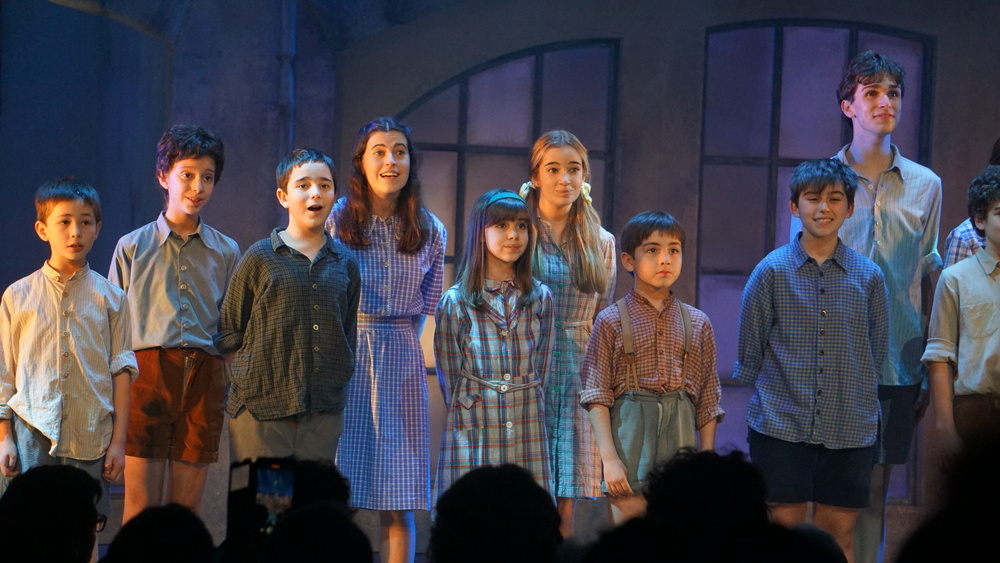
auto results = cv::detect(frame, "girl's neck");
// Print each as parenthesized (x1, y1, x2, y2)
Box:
(371, 193, 398, 219)
(538, 200, 571, 242)
(485, 256, 516, 281)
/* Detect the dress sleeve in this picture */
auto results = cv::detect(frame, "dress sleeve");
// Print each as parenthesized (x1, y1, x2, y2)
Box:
(420, 217, 447, 316)
(596, 229, 617, 316)
(434, 290, 465, 406)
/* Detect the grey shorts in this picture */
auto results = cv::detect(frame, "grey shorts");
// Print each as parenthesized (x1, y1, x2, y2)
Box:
(229, 409, 345, 464)
(608, 389, 697, 492)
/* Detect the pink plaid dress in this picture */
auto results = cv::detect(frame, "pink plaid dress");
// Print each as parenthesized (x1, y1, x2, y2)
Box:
(433, 279, 556, 501)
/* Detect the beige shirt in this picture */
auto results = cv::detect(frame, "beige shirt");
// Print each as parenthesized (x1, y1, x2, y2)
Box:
(923, 248, 1000, 396)
(0, 263, 138, 459)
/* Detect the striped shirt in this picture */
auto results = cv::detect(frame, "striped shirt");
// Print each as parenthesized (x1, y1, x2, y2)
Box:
(790, 145, 942, 386)
(109, 213, 240, 356)
(215, 229, 360, 420)
(1, 263, 138, 459)
(943, 218, 985, 269)
(579, 290, 724, 430)
(735, 235, 889, 449)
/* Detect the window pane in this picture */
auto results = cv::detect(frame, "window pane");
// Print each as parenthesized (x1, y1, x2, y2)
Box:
(588, 157, 607, 221)
(464, 153, 526, 223)
(404, 84, 459, 145)
(775, 166, 795, 249)
(468, 57, 534, 147)
(700, 164, 770, 273)
(779, 28, 849, 159)
(420, 150, 458, 255)
(541, 47, 610, 151)
(697, 274, 748, 380)
(704, 28, 774, 157)
(857, 33, 924, 159)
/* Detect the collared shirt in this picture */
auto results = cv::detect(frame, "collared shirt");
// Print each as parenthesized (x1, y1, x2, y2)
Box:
(735, 235, 889, 449)
(580, 290, 724, 430)
(109, 213, 240, 356)
(791, 145, 942, 386)
(215, 229, 360, 420)
(943, 218, 985, 269)
(327, 199, 446, 319)
(922, 248, 1000, 396)
(1, 263, 138, 459)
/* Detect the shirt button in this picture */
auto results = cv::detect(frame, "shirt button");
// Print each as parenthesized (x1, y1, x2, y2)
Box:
(180, 265, 188, 271)
(61, 372, 69, 379)
(314, 305, 320, 310)
(876, 240, 882, 246)
(62, 310, 69, 316)
(61, 331, 69, 337)
(313, 324, 320, 331)
(503, 373, 512, 381)
(820, 310, 827, 316)
(499, 384, 509, 392)
(312, 284, 318, 289)
(819, 350, 825, 356)
(313, 346, 320, 352)
(181, 303, 190, 310)
(384, 261, 390, 268)
(499, 329, 509, 337)
(820, 329, 825, 335)
(61, 351, 69, 357)
(314, 367, 320, 373)
(182, 322, 190, 328)
(505, 421, 513, 429)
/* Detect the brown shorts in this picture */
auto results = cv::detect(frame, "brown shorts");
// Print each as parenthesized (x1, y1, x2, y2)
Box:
(126, 348, 226, 463)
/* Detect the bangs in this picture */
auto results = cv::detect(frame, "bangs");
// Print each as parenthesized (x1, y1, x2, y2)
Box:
(483, 197, 529, 225)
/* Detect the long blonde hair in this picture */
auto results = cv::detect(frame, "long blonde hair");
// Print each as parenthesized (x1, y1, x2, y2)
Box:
(523, 130, 609, 295)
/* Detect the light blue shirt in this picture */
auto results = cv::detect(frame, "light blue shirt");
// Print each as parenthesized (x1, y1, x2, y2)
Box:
(791, 145, 942, 386)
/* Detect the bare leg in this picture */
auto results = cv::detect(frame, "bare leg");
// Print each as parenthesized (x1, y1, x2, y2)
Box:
(379, 510, 416, 563)
(815, 503, 860, 563)
(123, 457, 166, 523)
(770, 503, 809, 528)
(557, 496, 576, 538)
(607, 494, 647, 526)
(165, 459, 211, 515)
(853, 463, 891, 563)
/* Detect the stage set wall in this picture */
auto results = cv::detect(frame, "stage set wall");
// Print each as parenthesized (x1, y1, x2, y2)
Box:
(2, 0, 999, 558)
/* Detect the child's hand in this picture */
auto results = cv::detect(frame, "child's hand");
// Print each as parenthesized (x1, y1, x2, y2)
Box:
(602, 457, 633, 497)
(0, 441, 18, 478)
(102, 444, 126, 481)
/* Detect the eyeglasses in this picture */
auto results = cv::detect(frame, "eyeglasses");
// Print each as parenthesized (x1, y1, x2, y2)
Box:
(95, 514, 107, 533)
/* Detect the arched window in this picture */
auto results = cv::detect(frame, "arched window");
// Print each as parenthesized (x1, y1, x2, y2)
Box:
(399, 40, 620, 280)
(697, 21, 934, 502)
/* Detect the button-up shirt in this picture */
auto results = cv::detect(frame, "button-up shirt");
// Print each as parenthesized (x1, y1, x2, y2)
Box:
(922, 248, 1000, 396)
(791, 145, 941, 386)
(1, 263, 138, 459)
(109, 213, 240, 355)
(943, 217, 985, 269)
(735, 235, 889, 449)
(215, 229, 360, 420)
(580, 290, 724, 430)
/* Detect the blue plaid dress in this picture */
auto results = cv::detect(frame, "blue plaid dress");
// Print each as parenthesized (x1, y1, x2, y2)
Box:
(433, 279, 556, 502)
(329, 200, 446, 510)
(534, 222, 616, 498)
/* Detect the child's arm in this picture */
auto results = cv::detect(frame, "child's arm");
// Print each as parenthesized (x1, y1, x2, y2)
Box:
(433, 292, 463, 407)
(103, 369, 130, 481)
(214, 252, 256, 357)
(533, 287, 556, 387)
(416, 220, 447, 338)
(928, 361, 960, 455)
(595, 231, 617, 315)
(733, 263, 774, 386)
(587, 404, 632, 497)
(0, 419, 17, 477)
(698, 419, 717, 451)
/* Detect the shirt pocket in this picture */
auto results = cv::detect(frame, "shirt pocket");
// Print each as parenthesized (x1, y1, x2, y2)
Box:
(961, 301, 998, 339)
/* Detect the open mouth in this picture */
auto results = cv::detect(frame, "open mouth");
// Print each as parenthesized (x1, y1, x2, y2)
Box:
(380, 172, 399, 178)
(307, 204, 324, 212)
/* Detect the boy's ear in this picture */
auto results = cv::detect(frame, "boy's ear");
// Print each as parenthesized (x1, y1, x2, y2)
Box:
(157, 170, 169, 190)
(95, 221, 102, 239)
(620, 251, 635, 273)
(789, 199, 801, 218)
(974, 213, 987, 232)
(840, 98, 856, 119)
(846, 202, 855, 219)
(275, 188, 290, 209)
(34, 220, 49, 242)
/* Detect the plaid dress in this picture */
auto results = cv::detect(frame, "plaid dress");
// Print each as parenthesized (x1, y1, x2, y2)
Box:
(534, 222, 616, 498)
(433, 279, 556, 502)
(329, 201, 446, 511)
